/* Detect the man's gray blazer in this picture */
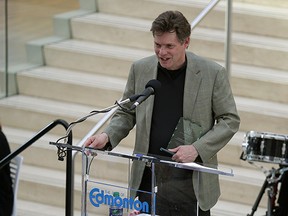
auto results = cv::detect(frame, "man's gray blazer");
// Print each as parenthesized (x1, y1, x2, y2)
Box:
(104, 51, 240, 211)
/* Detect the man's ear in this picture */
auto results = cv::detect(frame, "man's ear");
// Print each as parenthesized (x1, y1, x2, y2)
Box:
(185, 37, 190, 49)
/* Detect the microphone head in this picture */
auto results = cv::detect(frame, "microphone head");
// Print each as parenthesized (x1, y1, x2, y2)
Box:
(145, 79, 161, 93)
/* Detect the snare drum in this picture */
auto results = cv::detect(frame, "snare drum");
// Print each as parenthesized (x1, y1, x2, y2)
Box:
(241, 131, 288, 165)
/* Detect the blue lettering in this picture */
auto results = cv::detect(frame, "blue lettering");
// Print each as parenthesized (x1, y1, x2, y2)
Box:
(89, 188, 100, 207)
(114, 196, 122, 207)
(134, 199, 142, 211)
(89, 188, 150, 213)
(122, 197, 134, 209)
(133, 199, 149, 212)
(105, 193, 113, 206)
(141, 201, 149, 213)
(95, 190, 104, 205)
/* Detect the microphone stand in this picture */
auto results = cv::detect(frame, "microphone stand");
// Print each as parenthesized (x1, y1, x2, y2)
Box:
(58, 78, 160, 144)
(56, 97, 133, 145)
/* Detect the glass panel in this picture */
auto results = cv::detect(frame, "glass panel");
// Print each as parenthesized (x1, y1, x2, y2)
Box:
(82, 149, 233, 216)
(0, 0, 80, 98)
(83, 151, 154, 215)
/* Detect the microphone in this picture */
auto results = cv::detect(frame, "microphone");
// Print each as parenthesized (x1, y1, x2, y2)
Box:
(130, 79, 161, 110)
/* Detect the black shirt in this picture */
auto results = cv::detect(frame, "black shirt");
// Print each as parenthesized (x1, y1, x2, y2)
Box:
(138, 59, 201, 215)
(149, 60, 187, 156)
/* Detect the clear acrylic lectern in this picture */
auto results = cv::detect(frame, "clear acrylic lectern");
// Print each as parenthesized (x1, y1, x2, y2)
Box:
(79, 147, 233, 216)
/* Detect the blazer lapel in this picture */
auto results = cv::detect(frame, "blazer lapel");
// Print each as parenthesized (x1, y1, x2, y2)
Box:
(183, 54, 202, 119)
(145, 59, 158, 133)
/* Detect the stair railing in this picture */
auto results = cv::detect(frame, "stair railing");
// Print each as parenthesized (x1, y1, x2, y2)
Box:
(0, 119, 73, 216)
(191, 0, 232, 77)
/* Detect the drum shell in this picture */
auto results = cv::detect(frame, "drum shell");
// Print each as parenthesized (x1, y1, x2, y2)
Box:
(242, 131, 288, 165)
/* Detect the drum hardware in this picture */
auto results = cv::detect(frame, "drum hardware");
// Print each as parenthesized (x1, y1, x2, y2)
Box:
(246, 164, 288, 216)
(241, 131, 288, 216)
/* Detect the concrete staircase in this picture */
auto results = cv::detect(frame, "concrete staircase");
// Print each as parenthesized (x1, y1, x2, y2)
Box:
(1, 0, 288, 215)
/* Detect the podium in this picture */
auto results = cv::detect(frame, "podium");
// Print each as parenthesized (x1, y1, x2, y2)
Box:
(77, 147, 233, 216)
(47, 97, 235, 215)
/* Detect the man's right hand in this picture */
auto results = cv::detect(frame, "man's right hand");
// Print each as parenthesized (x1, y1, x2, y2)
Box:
(84, 133, 109, 149)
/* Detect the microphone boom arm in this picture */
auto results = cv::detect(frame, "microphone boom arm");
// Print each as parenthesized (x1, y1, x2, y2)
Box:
(58, 98, 132, 144)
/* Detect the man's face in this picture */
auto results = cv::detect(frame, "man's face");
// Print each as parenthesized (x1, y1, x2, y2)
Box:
(154, 31, 190, 70)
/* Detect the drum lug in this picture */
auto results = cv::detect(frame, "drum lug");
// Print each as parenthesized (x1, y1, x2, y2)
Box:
(241, 139, 249, 160)
(282, 143, 286, 158)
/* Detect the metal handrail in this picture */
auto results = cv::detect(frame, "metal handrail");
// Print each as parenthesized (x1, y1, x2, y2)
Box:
(4, 0, 9, 97)
(191, 0, 232, 77)
(191, 0, 221, 30)
(0, 119, 73, 216)
(225, 0, 232, 78)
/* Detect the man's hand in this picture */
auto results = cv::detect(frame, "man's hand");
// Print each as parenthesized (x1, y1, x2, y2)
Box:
(84, 133, 109, 149)
(169, 145, 199, 163)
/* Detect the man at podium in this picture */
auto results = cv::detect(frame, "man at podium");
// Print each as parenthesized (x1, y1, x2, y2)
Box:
(85, 10, 240, 215)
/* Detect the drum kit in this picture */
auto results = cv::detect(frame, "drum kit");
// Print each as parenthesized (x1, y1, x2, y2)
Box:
(241, 131, 288, 216)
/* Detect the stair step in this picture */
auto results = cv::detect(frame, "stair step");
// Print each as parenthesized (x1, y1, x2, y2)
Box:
(17, 198, 267, 216)
(18, 164, 67, 209)
(0, 95, 104, 139)
(17, 66, 126, 107)
(4, 126, 69, 171)
(231, 63, 288, 103)
(235, 0, 288, 8)
(18, 163, 129, 213)
(236, 96, 288, 134)
(17, 200, 82, 216)
(212, 199, 267, 216)
(1, 94, 287, 146)
(43, 39, 288, 103)
(70, 13, 288, 71)
(19, 61, 288, 105)
(95, 0, 288, 39)
(43, 39, 152, 77)
(219, 164, 271, 207)
(71, 13, 152, 50)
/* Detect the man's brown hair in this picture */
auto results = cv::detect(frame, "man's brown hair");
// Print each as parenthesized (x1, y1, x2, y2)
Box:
(150, 10, 191, 44)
